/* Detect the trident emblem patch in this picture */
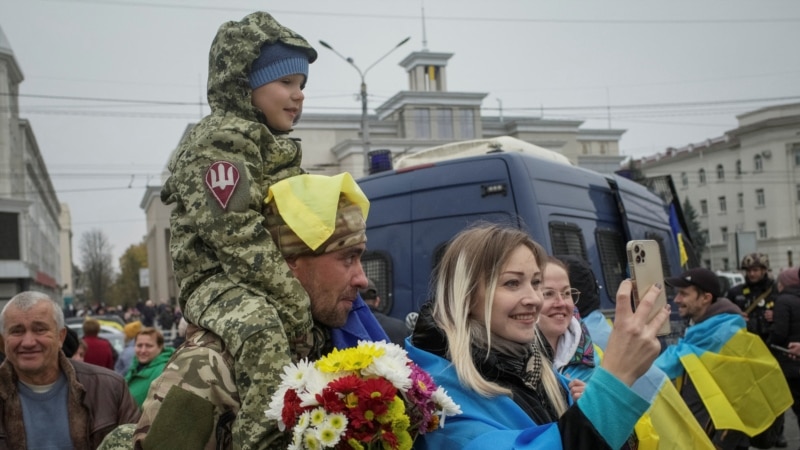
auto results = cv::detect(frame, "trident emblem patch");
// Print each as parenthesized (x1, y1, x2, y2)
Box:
(205, 161, 240, 209)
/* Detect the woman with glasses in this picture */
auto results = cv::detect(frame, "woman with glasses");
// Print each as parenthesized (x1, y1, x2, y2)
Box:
(407, 224, 670, 449)
(538, 256, 600, 382)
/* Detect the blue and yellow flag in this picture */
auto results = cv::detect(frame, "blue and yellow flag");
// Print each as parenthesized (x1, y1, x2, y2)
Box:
(655, 313, 791, 437)
(584, 311, 713, 449)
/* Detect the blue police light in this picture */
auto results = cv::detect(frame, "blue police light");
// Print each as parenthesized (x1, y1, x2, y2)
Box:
(368, 149, 393, 174)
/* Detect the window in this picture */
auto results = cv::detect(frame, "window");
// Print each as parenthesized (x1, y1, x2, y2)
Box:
(698, 168, 706, 185)
(0, 212, 21, 259)
(736, 159, 742, 175)
(716, 164, 724, 180)
(582, 143, 590, 155)
(722, 258, 730, 271)
(600, 143, 608, 154)
(720, 227, 728, 243)
(756, 188, 765, 207)
(360, 251, 394, 314)
(549, 222, 588, 259)
(437, 108, 453, 140)
(754, 154, 763, 172)
(700, 199, 708, 215)
(459, 109, 475, 139)
(794, 146, 800, 166)
(758, 221, 767, 239)
(737, 192, 744, 209)
(595, 228, 626, 301)
(681, 172, 688, 187)
(718, 196, 726, 213)
(797, 185, 800, 202)
(414, 108, 431, 139)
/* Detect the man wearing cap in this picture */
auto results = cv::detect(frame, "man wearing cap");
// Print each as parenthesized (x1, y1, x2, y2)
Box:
(654, 267, 790, 450)
(360, 278, 409, 346)
(99, 173, 389, 450)
(725, 252, 777, 342)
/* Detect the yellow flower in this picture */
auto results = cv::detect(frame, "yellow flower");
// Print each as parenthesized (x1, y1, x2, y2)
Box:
(316, 344, 385, 373)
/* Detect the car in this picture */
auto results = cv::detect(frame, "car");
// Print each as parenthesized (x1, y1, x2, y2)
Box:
(716, 271, 745, 295)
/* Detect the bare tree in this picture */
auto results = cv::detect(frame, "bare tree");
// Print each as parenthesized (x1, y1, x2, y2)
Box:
(79, 229, 114, 305)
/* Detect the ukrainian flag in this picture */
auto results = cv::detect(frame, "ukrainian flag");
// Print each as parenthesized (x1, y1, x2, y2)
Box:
(584, 311, 713, 449)
(655, 313, 791, 437)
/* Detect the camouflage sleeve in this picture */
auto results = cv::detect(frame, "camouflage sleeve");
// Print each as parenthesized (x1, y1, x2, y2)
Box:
(174, 123, 311, 339)
(133, 329, 239, 450)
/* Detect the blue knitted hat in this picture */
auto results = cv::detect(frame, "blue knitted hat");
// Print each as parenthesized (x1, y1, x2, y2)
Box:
(249, 42, 310, 90)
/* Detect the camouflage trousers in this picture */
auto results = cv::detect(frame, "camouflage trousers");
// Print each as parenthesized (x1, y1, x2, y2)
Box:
(185, 287, 295, 450)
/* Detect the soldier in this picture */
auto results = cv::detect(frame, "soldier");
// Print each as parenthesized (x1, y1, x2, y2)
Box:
(157, 11, 318, 450)
(725, 252, 777, 341)
(99, 173, 389, 450)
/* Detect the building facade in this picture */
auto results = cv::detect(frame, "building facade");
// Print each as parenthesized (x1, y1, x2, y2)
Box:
(634, 102, 800, 272)
(0, 25, 64, 306)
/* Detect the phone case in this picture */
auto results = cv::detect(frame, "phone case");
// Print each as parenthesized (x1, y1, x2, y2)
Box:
(626, 240, 671, 336)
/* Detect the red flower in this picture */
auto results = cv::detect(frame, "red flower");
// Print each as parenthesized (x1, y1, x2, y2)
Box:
(281, 389, 302, 429)
(356, 377, 397, 403)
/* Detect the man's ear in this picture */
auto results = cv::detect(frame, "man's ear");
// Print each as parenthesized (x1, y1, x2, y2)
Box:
(285, 257, 299, 271)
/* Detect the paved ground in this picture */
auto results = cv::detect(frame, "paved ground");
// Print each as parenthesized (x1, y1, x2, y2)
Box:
(760, 408, 798, 450)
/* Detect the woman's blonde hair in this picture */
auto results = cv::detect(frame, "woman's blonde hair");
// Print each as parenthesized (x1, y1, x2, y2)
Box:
(431, 224, 567, 415)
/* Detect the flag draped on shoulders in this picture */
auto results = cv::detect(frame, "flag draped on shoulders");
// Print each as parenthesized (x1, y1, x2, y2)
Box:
(654, 312, 791, 437)
(584, 311, 714, 450)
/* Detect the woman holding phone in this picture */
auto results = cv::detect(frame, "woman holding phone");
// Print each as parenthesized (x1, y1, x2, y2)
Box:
(407, 223, 670, 450)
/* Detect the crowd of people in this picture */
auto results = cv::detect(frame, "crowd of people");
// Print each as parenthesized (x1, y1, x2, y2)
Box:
(2, 9, 799, 450)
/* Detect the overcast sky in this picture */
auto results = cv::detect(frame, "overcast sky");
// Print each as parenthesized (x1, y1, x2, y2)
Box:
(1, 0, 799, 269)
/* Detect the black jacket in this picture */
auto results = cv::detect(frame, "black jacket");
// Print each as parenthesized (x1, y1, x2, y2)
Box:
(769, 286, 800, 379)
(411, 302, 612, 450)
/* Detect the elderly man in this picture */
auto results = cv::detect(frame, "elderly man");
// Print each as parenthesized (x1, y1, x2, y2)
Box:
(0, 291, 140, 449)
(100, 173, 388, 450)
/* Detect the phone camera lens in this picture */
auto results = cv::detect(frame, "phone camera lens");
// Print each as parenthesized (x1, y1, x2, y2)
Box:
(636, 255, 642, 263)
(641, 250, 646, 258)
(634, 245, 640, 253)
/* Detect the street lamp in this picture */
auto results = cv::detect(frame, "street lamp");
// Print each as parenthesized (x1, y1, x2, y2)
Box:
(319, 37, 411, 174)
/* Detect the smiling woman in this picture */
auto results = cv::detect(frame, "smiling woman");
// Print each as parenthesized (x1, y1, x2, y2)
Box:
(123, 327, 174, 408)
(407, 223, 670, 450)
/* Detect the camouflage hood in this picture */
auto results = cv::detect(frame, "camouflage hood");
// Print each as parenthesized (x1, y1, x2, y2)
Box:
(206, 11, 317, 121)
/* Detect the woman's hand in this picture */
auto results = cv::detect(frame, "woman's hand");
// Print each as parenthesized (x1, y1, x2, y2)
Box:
(601, 280, 670, 386)
(568, 378, 586, 401)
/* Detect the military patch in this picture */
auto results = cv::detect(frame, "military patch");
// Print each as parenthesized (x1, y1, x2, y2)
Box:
(205, 161, 240, 209)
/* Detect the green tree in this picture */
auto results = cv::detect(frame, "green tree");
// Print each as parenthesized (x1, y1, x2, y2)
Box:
(109, 242, 148, 308)
(79, 229, 114, 305)
(682, 197, 707, 264)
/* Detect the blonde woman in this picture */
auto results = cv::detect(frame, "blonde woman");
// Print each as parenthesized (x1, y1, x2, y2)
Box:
(407, 224, 668, 449)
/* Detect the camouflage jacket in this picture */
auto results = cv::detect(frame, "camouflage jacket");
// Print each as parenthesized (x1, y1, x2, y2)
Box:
(160, 11, 317, 344)
(117, 325, 330, 450)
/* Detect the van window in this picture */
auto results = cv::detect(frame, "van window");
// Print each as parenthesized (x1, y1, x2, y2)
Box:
(549, 222, 588, 259)
(596, 228, 626, 304)
(361, 251, 394, 314)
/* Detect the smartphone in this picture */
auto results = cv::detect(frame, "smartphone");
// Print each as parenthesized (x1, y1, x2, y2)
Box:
(626, 240, 670, 336)
(770, 344, 794, 355)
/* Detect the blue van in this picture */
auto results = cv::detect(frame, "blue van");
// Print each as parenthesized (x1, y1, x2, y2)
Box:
(357, 138, 683, 335)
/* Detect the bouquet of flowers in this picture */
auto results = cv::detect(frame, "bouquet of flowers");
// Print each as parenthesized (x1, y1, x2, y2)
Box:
(265, 340, 461, 450)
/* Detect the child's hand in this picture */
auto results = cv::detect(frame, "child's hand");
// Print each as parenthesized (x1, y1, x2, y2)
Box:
(568, 378, 586, 401)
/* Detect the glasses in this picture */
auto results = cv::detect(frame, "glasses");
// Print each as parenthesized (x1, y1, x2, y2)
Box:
(541, 288, 580, 304)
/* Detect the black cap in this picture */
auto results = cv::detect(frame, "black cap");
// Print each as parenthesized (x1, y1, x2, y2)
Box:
(360, 279, 378, 300)
(665, 267, 720, 299)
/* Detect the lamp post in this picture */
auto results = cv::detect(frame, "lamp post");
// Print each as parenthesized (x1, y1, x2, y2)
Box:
(319, 37, 411, 174)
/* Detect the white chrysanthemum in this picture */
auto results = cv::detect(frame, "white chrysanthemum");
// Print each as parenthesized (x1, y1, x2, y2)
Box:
(264, 385, 290, 430)
(295, 411, 311, 434)
(280, 359, 316, 391)
(303, 429, 322, 450)
(364, 352, 412, 391)
(316, 422, 343, 448)
(309, 407, 327, 427)
(289, 422, 304, 450)
(432, 386, 462, 428)
(298, 370, 333, 407)
(325, 412, 348, 435)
